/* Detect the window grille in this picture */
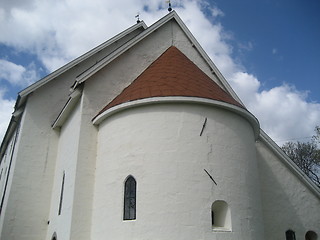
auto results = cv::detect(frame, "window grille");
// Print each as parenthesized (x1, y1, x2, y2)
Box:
(285, 230, 296, 240)
(123, 176, 136, 220)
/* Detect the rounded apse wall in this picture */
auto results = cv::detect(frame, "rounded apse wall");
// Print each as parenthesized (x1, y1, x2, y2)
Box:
(91, 102, 264, 240)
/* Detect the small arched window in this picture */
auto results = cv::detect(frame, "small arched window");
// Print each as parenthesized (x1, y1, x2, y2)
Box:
(123, 176, 136, 220)
(58, 171, 65, 215)
(286, 230, 296, 240)
(306, 231, 318, 240)
(51, 232, 57, 240)
(211, 200, 231, 231)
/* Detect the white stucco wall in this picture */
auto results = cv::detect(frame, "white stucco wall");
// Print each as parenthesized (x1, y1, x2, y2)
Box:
(67, 90, 97, 240)
(256, 140, 320, 239)
(0, 133, 15, 204)
(3, 14, 318, 240)
(46, 102, 81, 240)
(0, 126, 20, 237)
(77, 18, 249, 239)
(0, 20, 144, 240)
(0, 153, 10, 201)
(91, 102, 264, 240)
(0, 87, 62, 240)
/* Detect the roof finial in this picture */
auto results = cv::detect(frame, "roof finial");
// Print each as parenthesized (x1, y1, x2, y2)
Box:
(166, 0, 172, 12)
(135, 13, 140, 23)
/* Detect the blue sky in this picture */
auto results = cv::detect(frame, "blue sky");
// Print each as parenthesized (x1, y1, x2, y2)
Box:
(0, 0, 319, 143)
(213, 0, 320, 102)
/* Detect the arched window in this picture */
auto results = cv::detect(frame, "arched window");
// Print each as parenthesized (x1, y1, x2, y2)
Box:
(286, 230, 296, 240)
(51, 232, 57, 240)
(58, 171, 65, 215)
(306, 231, 318, 240)
(211, 200, 231, 231)
(123, 176, 136, 220)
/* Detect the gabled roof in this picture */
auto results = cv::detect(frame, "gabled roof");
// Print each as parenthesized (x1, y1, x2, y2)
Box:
(2, 10, 319, 200)
(96, 46, 243, 116)
(73, 11, 243, 105)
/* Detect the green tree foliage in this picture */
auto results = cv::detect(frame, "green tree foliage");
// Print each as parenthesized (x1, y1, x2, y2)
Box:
(281, 126, 320, 187)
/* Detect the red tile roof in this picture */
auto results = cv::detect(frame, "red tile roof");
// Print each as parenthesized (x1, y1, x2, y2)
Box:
(97, 46, 243, 115)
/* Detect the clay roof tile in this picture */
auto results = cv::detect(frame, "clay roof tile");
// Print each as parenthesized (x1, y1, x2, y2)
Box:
(97, 46, 243, 115)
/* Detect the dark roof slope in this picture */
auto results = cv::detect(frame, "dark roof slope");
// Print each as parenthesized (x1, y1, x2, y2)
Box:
(98, 46, 243, 115)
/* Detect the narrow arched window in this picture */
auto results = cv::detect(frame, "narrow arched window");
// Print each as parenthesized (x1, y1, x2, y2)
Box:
(286, 230, 296, 240)
(123, 176, 136, 220)
(306, 231, 318, 240)
(211, 200, 231, 231)
(58, 171, 65, 215)
(51, 232, 57, 240)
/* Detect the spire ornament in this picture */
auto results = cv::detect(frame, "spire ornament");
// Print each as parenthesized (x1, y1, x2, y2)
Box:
(135, 13, 140, 23)
(166, 0, 172, 12)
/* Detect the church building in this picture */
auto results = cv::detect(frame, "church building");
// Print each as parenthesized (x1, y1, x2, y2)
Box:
(0, 11, 319, 240)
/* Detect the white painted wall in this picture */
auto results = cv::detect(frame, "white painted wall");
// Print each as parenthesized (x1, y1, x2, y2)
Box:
(46, 102, 82, 240)
(91, 102, 264, 240)
(0, 90, 60, 240)
(1, 15, 318, 240)
(67, 90, 98, 240)
(0, 133, 15, 205)
(256, 140, 320, 239)
(67, 23, 185, 239)
(0, 20, 144, 240)
(0, 126, 20, 237)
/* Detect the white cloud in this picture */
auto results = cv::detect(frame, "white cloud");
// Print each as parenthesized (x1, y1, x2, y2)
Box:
(250, 85, 320, 143)
(0, 60, 25, 85)
(238, 41, 254, 52)
(229, 72, 261, 105)
(211, 7, 224, 17)
(0, 0, 319, 145)
(272, 48, 277, 54)
(0, 59, 39, 87)
(228, 71, 320, 142)
(1, 0, 35, 11)
(176, 2, 237, 79)
(0, 0, 168, 71)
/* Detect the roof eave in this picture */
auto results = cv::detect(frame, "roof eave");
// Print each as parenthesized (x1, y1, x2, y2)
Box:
(52, 88, 82, 129)
(19, 21, 147, 98)
(92, 96, 260, 139)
